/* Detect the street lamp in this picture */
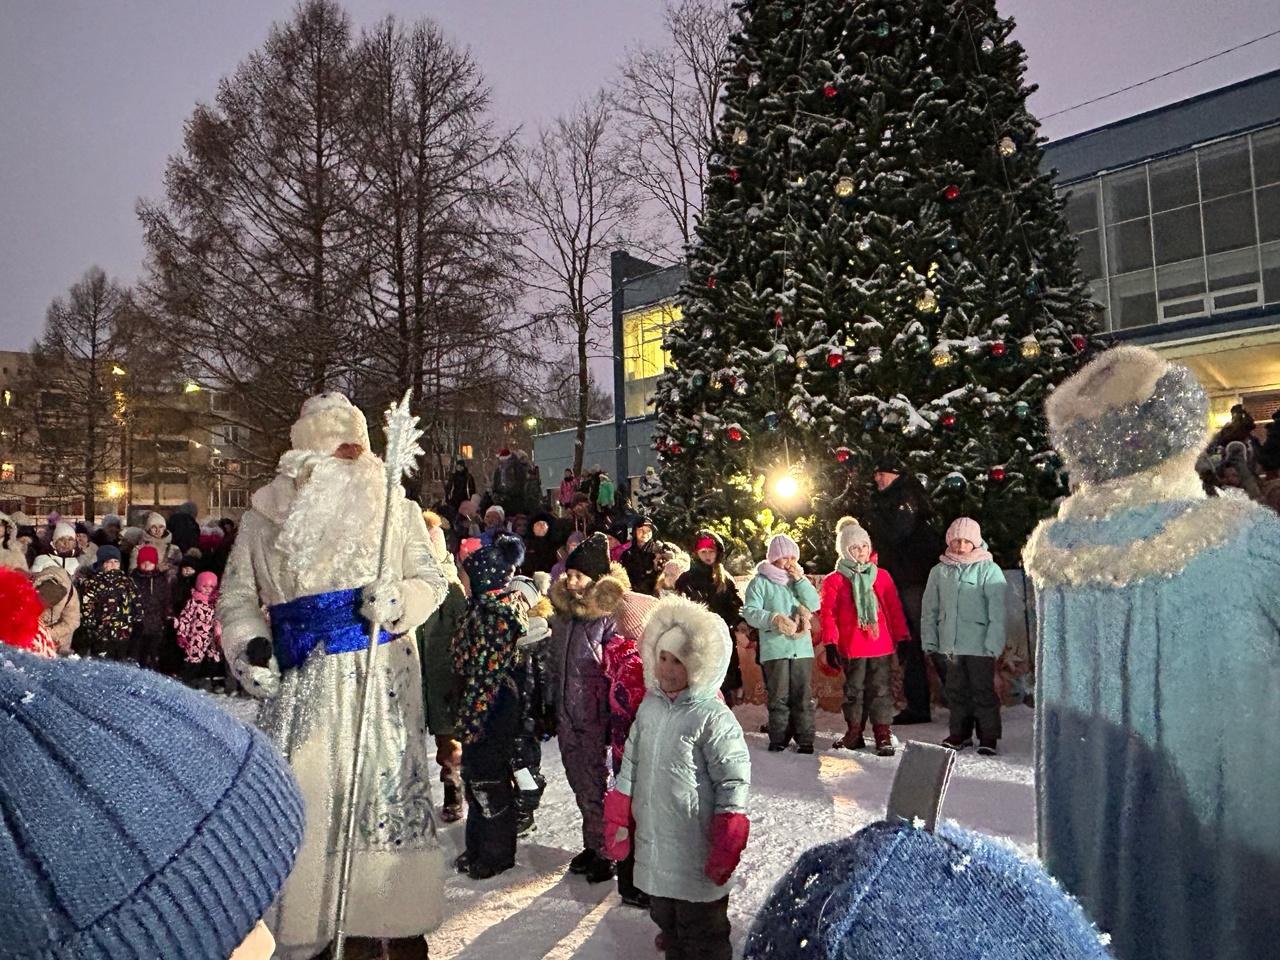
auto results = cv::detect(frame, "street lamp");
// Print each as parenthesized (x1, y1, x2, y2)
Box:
(524, 416, 538, 430)
(769, 466, 806, 505)
(112, 365, 126, 377)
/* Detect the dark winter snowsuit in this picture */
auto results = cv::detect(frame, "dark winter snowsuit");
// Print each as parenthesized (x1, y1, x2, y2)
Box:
(419, 577, 469, 797)
(454, 589, 529, 874)
(620, 529, 663, 596)
(549, 571, 628, 857)
(131, 567, 173, 670)
(77, 569, 142, 661)
(521, 514, 560, 576)
(675, 532, 745, 696)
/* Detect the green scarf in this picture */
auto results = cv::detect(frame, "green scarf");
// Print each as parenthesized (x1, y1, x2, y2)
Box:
(836, 558, 880, 631)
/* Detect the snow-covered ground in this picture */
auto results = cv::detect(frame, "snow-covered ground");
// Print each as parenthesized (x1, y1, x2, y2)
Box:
(218, 696, 1036, 958)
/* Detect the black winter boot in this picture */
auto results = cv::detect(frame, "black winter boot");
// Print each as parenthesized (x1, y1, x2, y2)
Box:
(584, 851, 616, 884)
(568, 848, 595, 874)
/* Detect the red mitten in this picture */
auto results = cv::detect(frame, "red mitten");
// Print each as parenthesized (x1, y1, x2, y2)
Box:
(603, 789, 634, 862)
(704, 812, 750, 885)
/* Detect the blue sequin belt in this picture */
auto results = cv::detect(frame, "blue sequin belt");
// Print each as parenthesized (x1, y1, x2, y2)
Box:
(268, 588, 391, 672)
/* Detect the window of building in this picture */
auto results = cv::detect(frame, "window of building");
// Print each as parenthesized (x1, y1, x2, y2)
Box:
(1103, 166, 1149, 222)
(1148, 153, 1199, 213)
(622, 303, 680, 419)
(1109, 270, 1157, 329)
(0, 463, 14, 482)
(2, 390, 10, 407)
(1263, 242, 1280, 305)
(1255, 127, 1280, 187)
(1202, 192, 1257, 256)
(1152, 205, 1202, 265)
(1106, 218, 1153, 274)
(1257, 184, 1280, 245)
(1198, 138, 1252, 200)
(459, 444, 473, 460)
(1063, 183, 1103, 279)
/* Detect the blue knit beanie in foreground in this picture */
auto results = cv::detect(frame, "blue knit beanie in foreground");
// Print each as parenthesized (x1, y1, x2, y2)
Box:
(0, 650, 305, 960)
(743, 819, 1114, 960)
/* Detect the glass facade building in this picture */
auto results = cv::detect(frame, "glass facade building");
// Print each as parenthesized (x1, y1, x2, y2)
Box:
(1059, 124, 1280, 332)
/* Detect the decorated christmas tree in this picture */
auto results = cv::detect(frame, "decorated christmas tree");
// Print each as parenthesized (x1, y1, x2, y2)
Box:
(653, 0, 1098, 566)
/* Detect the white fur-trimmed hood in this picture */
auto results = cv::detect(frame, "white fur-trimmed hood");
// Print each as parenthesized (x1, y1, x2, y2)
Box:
(641, 594, 731, 699)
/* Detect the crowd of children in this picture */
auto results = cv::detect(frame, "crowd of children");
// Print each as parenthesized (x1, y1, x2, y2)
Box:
(0, 508, 235, 691)
(418, 498, 1016, 953)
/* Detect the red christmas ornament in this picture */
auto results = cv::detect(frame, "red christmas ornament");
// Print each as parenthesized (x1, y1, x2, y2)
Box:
(827, 350, 845, 369)
(728, 168, 741, 183)
(835, 447, 853, 463)
(989, 466, 1007, 483)
(941, 414, 957, 429)
(669, 442, 684, 456)
(823, 83, 838, 98)
(726, 425, 745, 443)
(1071, 334, 1088, 352)
(943, 184, 961, 201)
(990, 340, 1007, 357)
(773, 310, 784, 328)
(707, 276, 717, 289)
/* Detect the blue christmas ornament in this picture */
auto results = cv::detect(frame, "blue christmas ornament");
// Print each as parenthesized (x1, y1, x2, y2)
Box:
(941, 472, 967, 492)
(763, 411, 781, 431)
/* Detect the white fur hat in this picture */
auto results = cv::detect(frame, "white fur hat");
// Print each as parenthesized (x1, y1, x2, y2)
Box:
(836, 516, 872, 559)
(1045, 345, 1209, 484)
(641, 594, 731, 696)
(290, 393, 371, 455)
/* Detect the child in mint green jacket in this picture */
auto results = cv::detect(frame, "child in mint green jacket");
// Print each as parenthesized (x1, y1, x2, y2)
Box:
(921, 517, 1007, 755)
(741, 534, 821, 753)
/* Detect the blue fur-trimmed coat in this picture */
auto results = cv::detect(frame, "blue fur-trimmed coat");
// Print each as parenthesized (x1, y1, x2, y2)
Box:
(1024, 479, 1280, 960)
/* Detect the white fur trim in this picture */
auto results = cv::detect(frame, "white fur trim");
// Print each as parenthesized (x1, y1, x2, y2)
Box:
(1024, 494, 1259, 587)
(1057, 450, 1206, 521)
(290, 392, 371, 454)
(641, 594, 731, 696)
(1046, 345, 1168, 429)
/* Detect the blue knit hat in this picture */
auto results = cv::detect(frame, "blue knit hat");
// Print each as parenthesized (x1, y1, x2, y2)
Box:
(0, 649, 305, 959)
(464, 532, 525, 595)
(743, 819, 1113, 960)
(94, 544, 122, 569)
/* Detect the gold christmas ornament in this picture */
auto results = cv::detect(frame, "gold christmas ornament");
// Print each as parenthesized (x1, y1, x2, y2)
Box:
(931, 345, 955, 368)
(998, 136, 1017, 157)
(834, 176, 855, 198)
(795, 354, 810, 369)
(915, 289, 939, 314)
(1020, 336, 1042, 359)
(733, 127, 748, 146)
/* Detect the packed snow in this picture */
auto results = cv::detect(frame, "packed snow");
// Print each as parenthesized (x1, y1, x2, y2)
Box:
(218, 696, 1036, 957)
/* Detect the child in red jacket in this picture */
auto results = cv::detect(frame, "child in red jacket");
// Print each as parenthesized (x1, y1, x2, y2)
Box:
(819, 518, 910, 756)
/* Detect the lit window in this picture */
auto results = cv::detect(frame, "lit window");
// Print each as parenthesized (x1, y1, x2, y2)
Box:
(623, 303, 680, 418)
(460, 444, 473, 460)
(2, 390, 10, 407)
(0, 463, 14, 482)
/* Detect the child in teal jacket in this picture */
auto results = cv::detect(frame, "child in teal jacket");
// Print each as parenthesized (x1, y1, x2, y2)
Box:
(921, 517, 1007, 755)
(741, 534, 821, 753)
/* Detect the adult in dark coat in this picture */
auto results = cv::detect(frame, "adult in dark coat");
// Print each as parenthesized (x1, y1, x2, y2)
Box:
(167, 502, 202, 556)
(619, 517, 662, 596)
(446, 459, 478, 513)
(866, 454, 946, 724)
(675, 529, 745, 698)
(521, 512, 560, 576)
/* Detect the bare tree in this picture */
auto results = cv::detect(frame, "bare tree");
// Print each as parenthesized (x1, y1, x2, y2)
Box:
(540, 355, 612, 423)
(138, 0, 366, 467)
(34, 267, 133, 519)
(350, 16, 527, 496)
(511, 95, 645, 474)
(613, 0, 734, 249)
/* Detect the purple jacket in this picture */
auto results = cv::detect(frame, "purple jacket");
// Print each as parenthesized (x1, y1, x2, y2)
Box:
(548, 573, 626, 731)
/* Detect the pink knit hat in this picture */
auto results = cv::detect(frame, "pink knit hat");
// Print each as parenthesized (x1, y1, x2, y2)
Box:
(766, 533, 800, 562)
(617, 591, 659, 641)
(945, 517, 982, 547)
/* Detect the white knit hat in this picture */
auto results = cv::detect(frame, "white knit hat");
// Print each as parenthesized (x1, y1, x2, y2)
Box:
(52, 522, 76, 542)
(145, 513, 167, 532)
(836, 516, 872, 558)
(290, 392, 371, 455)
(945, 517, 982, 547)
(765, 533, 800, 562)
